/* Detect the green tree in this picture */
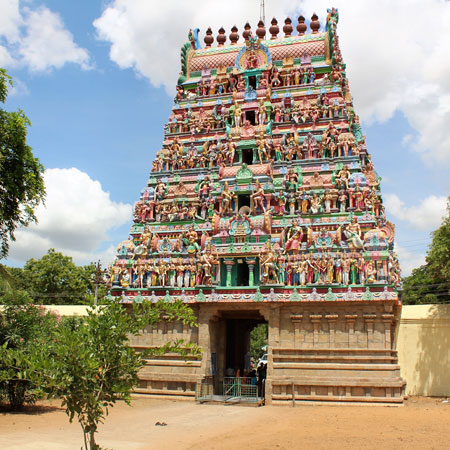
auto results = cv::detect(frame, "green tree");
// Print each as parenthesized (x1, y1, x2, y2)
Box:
(0, 69, 46, 259)
(9, 248, 96, 304)
(402, 199, 450, 304)
(0, 290, 59, 409)
(250, 323, 268, 361)
(34, 298, 198, 450)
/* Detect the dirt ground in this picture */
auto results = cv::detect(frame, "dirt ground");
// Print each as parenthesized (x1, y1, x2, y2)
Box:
(1, 396, 449, 450)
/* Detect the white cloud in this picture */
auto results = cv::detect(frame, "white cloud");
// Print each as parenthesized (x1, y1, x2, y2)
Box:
(0, 0, 22, 41)
(95, 0, 450, 165)
(93, 0, 299, 94)
(395, 244, 426, 277)
(7, 168, 132, 265)
(19, 6, 90, 71)
(401, 134, 413, 147)
(384, 193, 447, 231)
(0, 0, 90, 71)
(0, 44, 16, 67)
(8, 76, 28, 96)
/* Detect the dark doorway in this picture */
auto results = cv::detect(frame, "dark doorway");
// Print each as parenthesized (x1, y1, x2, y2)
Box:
(242, 148, 253, 165)
(248, 76, 257, 89)
(238, 194, 250, 210)
(245, 110, 256, 125)
(237, 261, 249, 286)
(223, 311, 266, 376)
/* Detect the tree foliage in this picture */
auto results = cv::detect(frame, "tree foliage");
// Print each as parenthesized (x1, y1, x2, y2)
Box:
(0, 68, 46, 259)
(45, 299, 198, 450)
(402, 199, 450, 304)
(0, 290, 59, 409)
(8, 248, 96, 304)
(0, 296, 199, 450)
(250, 323, 268, 361)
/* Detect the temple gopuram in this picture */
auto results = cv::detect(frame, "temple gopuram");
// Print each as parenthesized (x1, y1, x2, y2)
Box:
(110, 8, 405, 405)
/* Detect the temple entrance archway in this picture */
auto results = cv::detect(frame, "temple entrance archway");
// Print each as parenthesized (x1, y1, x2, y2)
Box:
(213, 309, 267, 390)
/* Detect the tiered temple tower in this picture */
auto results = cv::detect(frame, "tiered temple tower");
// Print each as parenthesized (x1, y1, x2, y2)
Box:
(110, 8, 405, 405)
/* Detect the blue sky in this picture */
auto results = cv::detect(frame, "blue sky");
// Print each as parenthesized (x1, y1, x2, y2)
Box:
(1, 0, 449, 275)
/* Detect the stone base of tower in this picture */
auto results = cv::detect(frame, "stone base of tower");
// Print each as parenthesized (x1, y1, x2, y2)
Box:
(128, 300, 406, 406)
(268, 347, 405, 405)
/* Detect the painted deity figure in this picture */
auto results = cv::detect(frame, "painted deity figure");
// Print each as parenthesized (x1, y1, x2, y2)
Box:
(336, 165, 350, 189)
(338, 191, 348, 213)
(298, 254, 308, 286)
(271, 66, 281, 87)
(258, 100, 266, 125)
(310, 194, 322, 214)
(221, 181, 235, 216)
(344, 217, 364, 249)
(284, 168, 299, 192)
(251, 180, 266, 214)
(299, 190, 310, 214)
(226, 139, 236, 165)
(366, 261, 377, 283)
(233, 102, 242, 127)
(261, 248, 279, 284)
(111, 265, 123, 286)
(357, 255, 366, 285)
(335, 253, 342, 284)
(184, 225, 200, 253)
(326, 253, 335, 284)
(284, 219, 303, 254)
(342, 254, 351, 285)
(323, 191, 333, 213)
(256, 134, 268, 164)
(198, 175, 212, 201)
(154, 179, 167, 202)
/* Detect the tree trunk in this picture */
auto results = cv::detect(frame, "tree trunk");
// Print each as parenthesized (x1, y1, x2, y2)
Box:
(89, 429, 98, 450)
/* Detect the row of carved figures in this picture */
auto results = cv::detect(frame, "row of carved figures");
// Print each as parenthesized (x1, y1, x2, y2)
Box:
(167, 92, 350, 135)
(133, 184, 382, 225)
(261, 248, 400, 286)
(110, 251, 218, 289)
(154, 131, 360, 175)
(177, 66, 327, 102)
(134, 172, 381, 225)
(109, 248, 400, 289)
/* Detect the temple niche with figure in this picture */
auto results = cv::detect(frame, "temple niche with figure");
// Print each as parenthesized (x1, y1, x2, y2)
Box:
(109, 8, 405, 405)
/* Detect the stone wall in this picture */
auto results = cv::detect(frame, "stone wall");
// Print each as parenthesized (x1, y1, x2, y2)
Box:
(266, 301, 404, 405)
(129, 301, 405, 405)
(397, 304, 450, 397)
(34, 303, 450, 399)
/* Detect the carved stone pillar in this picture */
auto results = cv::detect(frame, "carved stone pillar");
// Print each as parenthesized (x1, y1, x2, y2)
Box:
(290, 314, 303, 348)
(246, 258, 256, 287)
(325, 314, 338, 348)
(265, 305, 281, 406)
(364, 314, 377, 348)
(166, 322, 174, 340)
(345, 314, 358, 347)
(223, 258, 235, 287)
(269, 305, 281, 346)
(310, 314, 323, 347)
(156, 321, 164, 346)
(382, 314, 395, 349)
(198, 309, 213, 375)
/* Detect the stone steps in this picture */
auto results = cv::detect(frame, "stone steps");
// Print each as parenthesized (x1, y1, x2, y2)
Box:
(273, 362, 401, 370)
(271, 396, 404, 405)
(272, 376, 405, 387)
(134, 388, 195, 397)
(274, 355, 398, 362)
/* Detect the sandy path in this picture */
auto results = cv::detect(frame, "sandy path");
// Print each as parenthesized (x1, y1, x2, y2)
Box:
(1, 397, 449, 450)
